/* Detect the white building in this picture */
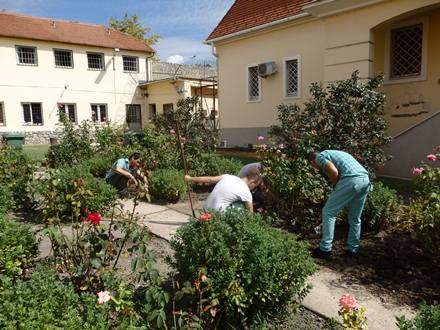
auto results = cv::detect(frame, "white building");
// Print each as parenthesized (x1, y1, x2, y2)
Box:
(0, 11, 154, 143)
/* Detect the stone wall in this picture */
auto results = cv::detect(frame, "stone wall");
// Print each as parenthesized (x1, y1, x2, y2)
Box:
(0, 131, 59, 145)
(151, 61, 217, 81)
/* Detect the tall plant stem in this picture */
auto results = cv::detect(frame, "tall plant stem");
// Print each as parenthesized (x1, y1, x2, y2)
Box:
(175, 119, 195, 217)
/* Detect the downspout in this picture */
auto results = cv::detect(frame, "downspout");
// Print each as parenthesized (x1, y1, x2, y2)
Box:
(145, 52, 155, 82)
(210, 43, 219, 130)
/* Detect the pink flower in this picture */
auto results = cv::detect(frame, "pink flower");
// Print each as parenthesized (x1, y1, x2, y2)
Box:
(278, 143, 284, 149)
(257, 208, 264, 213)
(169, 129, 175, 135)
(257, 135, 265, 141)
(261, 144, 267, 150)
(97, 290, 112, 305)
(199, 212, 212, 223)
(339, 294, 358, 310)
(427, 154, 437, 162)
(87, 212, 101, 225)
(412, 167, 424, 176)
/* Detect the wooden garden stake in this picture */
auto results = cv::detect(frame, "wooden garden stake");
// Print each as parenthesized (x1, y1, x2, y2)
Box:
(175, 120, 196, 217)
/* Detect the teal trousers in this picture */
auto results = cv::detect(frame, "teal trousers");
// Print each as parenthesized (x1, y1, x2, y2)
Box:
(320, 175, 370, 253)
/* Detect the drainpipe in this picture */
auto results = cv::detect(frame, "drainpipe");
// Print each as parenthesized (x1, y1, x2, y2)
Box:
(146, 52, 155, 82)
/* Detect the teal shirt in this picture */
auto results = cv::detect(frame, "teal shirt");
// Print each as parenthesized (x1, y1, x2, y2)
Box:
(316, 150, 368, 179)
(105, 158, 130, 179)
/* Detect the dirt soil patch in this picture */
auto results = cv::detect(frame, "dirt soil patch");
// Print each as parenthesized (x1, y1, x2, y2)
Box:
(306, 224, 440, 308)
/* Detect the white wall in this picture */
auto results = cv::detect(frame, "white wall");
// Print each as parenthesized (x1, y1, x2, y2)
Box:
(0, 37, 150, 133)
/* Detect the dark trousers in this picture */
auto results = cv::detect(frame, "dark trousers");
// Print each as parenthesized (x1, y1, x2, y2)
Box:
(106, 174, 129, 194)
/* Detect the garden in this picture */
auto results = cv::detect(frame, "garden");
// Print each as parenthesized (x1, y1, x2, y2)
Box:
(1, 75, 439, 329)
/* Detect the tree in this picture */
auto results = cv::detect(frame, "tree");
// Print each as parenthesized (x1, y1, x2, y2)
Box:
(109, 13, 160, 46)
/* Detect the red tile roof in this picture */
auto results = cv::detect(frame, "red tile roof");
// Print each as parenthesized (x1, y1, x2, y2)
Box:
(207, 0, 315, 41)
(0, 12, 154, 53)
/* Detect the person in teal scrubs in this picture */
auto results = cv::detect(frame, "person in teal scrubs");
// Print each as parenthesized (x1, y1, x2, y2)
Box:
(308, 150, 370, 259)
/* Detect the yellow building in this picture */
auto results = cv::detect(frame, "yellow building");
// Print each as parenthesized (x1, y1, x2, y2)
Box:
(206, 0, 440, 178)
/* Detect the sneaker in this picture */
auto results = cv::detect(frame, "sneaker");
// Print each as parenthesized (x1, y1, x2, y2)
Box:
(345, 250, 358, 258)
(312, 247, 332, 260)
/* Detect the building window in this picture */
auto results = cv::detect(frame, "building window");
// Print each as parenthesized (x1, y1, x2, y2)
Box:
(247, 65, 260, 101)
(148, 104, 157, 121)
(387, 18, 428, 82)
(284, 56, 300, 98)
(0, 103, 5, 126)
(22, 103, 43, 125)
(54, 49, 73, 68)
(91, 104, 108, 123)
(126, 104, 141, 123)
(123, 56, 139, 72)
(163, 103, 173, 113)
(87, 52, 104, 70)
(58, 103, 77, 122)
(16, 46, 37, 65)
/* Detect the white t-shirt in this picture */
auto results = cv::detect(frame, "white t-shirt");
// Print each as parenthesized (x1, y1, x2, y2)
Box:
(204, 174, 252, 212)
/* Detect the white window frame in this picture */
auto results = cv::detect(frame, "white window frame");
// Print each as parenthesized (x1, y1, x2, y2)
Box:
(0, 102, 5, 126)
(53, 48, 74, 68)
(15, 45, 38, 66)
(91, 104, 108, 123)
(58, 103, 77, 123)
(384, 17, 428, 85)
(21, 102, 43, 125)
(122, 55, 139, 73)
(87, 52, 105, 70)
(246, 64, 262, 103)
(283, 55, 302, 99)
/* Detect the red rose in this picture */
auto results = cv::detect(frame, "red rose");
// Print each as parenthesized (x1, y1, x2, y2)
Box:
(87, 212, 101, 225)
(199, 212, 212, 223)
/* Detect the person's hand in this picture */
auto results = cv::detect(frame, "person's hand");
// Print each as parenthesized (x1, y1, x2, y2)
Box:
(184, 175, 192, 183)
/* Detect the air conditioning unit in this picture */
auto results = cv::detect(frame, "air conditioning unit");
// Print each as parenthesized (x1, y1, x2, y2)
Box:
(258, 61, 277, 77)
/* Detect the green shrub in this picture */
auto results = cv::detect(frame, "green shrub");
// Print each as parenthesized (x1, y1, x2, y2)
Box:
(171, 209, 316, 326)
(189, 154, 244, 176)
(0, 215, 38, 279)
(0, 267, 110, 330)
(47, 117, 94, 168)
(149, 169, 186, 203)
(269, 71, 391, 175)
(85, 155, 115, 178)
(0, 187, 15, 214)
(259, 148, 328, 231)
(38, 165, 118, 223)
(396, 302, 440, 330)
(361, 182, 401, 231)
(0, 142, 35, 207)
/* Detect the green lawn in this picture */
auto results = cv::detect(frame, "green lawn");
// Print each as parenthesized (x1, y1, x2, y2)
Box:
(23, 144, 50, 161)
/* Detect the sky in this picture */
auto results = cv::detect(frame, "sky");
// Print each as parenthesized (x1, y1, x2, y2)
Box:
(0, 0, 234, 65)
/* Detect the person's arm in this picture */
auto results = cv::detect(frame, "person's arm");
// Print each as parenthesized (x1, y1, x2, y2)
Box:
(324, 162, 339, 186)
(244, 201, 253, 213)
(185, 175, 223, 185)
(115, 166, 136, 183)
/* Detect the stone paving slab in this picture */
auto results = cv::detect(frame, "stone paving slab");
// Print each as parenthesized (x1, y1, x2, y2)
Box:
(303, 267, 414, 330)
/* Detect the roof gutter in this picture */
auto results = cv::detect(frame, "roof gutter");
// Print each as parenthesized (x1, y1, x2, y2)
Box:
(205, 12, 310, 44)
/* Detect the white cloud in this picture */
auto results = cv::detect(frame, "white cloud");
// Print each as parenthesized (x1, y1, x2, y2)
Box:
(156, 36, 215, 65)
(167, 55, 184, 64)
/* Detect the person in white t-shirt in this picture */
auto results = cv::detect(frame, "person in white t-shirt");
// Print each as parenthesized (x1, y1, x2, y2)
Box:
(184, 167, 261, 212)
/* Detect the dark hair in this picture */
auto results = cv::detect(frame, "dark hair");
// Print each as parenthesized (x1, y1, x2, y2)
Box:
(308, 152, 318, 161)
(129, 152, 141, 160)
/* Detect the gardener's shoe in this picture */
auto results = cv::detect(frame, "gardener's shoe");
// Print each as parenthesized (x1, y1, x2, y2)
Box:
(344, 250, 358, 259)
(312, 247, 332, 260)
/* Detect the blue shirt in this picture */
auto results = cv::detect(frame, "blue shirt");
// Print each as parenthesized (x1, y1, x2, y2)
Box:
(105, 158, 131, 179)
(316, 150, 368, 179)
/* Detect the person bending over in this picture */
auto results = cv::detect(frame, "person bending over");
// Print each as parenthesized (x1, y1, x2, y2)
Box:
(308, 150, 370, 260)
(105, 152, 148, 196)
(185, 167, 261, 213)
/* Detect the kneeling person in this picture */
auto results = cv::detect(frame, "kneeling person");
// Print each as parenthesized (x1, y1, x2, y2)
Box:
(185, 167, 261, 213)
(105, 152, 148, 195)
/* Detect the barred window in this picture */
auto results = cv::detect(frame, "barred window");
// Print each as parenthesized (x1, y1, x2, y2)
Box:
(16, 46, 37, 65)
(91, 104, 108, 123)
(123, 56, 139, 72)
(390, 23, 423, 79)
(285, 57, 299, 97)
(247, 66, 260, 101)
(87, 52, 104, 70)
(126, 104, 141, 123)
(58, 103, 76, 122)
(0, 103, 5, 125)
(54, 49, 73, 68)
(22, 103, 43, 125)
